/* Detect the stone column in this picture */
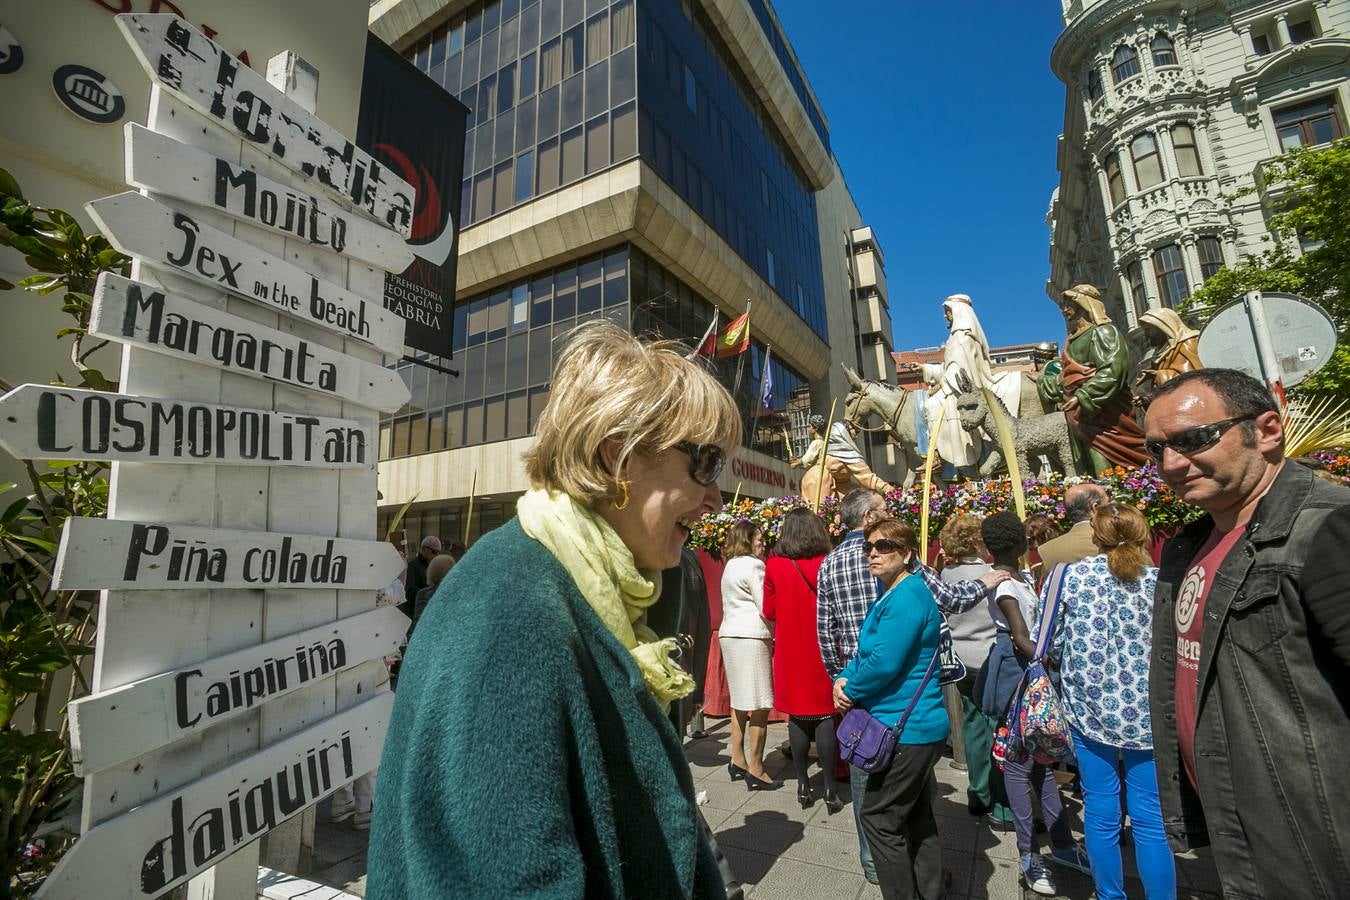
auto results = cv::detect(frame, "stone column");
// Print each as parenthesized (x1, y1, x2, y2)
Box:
(1274, 12, 1293, 48)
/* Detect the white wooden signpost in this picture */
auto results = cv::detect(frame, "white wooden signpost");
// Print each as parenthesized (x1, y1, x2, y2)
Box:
(87, 192, 405, 355)
(90, 273, 409, 412)
(19, 14, 419, 900)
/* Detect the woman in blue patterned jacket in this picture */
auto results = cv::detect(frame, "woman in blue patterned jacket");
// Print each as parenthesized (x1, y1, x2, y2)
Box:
(1039, 503, 1176, 900)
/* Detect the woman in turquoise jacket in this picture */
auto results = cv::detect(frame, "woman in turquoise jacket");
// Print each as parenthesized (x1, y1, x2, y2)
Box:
(367, 322, 739, 899)
(834, 517, 948, 900)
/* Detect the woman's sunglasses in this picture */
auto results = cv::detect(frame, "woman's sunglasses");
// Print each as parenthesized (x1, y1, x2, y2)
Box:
(1144, 415, 1254, 463)
(673, 441, 725, 486)
(863, 539, 903, 556)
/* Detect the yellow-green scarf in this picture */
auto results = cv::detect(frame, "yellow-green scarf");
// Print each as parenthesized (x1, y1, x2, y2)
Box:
(516, 489, 695, 706)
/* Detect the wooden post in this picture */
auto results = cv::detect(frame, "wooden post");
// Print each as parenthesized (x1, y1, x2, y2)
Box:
(812, 399, 838, 510)
(26, 17, 413, 900)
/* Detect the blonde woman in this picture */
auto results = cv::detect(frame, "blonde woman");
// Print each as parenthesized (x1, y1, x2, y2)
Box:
(1040, 503, 1175, 900)
(720, 520, 781, 791)
(368, 321, 738, 899)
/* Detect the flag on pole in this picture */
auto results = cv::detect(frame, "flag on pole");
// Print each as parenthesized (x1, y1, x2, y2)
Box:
(756, 347, 774, 416)
(700, 309, 751, 358)
(687, 309, 718, 360)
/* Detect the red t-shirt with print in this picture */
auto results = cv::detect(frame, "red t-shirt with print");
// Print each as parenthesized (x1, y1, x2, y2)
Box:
(1175, 524, 1246, 790)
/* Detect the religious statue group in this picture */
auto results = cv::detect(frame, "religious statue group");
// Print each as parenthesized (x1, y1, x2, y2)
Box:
(794, 283, 1204, 502)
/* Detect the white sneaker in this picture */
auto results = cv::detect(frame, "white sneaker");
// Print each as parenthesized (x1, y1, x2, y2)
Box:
(328, 796, 355, 823)
(1020, 853, 1056, 896)
(353, 810, 372, 831)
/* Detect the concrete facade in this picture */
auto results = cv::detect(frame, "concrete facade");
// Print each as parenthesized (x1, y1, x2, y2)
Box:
(1047, 0, 1350, 345)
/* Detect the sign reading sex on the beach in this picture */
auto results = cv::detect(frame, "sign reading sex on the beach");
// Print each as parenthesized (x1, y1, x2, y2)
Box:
(90, 273, 409, 411)
(117, 14, 413, 235)
(86, 192, 404, 355)
(0, 384, 373, 468)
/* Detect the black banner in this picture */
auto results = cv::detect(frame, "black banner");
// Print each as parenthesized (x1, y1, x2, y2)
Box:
(357, 35, 468, 359)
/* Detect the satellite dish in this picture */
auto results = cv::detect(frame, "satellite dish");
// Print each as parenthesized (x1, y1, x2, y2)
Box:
(1196, 292, 1337, 388)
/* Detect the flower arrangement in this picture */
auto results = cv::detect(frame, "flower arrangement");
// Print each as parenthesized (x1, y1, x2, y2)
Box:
(688, 462, 1214, 551)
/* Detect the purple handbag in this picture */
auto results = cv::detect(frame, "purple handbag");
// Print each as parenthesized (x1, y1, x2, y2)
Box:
(838, 646, 941, 773)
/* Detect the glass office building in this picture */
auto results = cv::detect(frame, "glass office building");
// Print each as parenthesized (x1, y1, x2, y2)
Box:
(371, 0, 890, 543)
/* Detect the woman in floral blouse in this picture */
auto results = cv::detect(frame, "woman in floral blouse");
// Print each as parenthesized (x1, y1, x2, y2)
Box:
(1039, 503, 1176, 900)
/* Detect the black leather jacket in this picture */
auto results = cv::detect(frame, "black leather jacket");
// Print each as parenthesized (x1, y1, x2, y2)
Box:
(1150, 462, 1350, 899)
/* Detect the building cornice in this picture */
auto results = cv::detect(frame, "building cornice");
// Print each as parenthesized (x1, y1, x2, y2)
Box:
(1229, 38, 1350, 116)
(1052, 0, 1202, 80)
(369, 0, 473, 50)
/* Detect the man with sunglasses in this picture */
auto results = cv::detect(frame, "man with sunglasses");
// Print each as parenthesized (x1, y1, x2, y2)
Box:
(817, 488, 1010, 885)
(1145, 368, 1350, 899)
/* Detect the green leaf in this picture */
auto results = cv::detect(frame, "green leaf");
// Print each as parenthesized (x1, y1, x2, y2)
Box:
(1, 496, 29, 525)
(0, 167, 23, 199)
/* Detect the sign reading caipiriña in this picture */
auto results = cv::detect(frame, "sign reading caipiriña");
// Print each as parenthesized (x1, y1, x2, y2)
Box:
(67, 608, 406, 776)
(117, 14, 413, 236)
(124, 124, 415, 273)
(87, 192, 404, 355)
(90, 273, 409, 412)
(0, 384, 373, 468)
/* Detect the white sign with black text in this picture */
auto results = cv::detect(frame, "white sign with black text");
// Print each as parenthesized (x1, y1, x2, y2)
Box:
(0, 384, 374, 468)
(117, 14, 414, 235)
(87, 192, 404, 355)
(54, 517, 406, 591)
(67, 607, 406, 776)
(90, 273, 409, 411)
(124, 124, 415, 273)
(39, 694, 392, 900)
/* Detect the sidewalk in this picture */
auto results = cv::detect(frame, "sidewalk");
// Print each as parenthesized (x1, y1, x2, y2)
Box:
(311, 718, 1223, 898)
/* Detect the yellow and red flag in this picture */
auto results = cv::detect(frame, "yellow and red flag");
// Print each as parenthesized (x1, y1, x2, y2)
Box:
(700, 310, 750, 358)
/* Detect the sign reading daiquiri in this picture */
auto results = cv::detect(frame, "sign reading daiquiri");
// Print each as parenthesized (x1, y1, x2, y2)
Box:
(0, 384, 373, 467)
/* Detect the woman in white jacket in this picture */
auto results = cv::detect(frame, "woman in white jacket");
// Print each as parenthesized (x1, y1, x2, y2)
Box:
(719, 521, 781, 790)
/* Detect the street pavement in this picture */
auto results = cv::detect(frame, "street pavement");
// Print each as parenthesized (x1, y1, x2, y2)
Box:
(311, 718, 1224, 898)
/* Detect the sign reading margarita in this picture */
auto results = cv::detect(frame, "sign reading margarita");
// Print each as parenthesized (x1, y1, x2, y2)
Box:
(0, 384, 372, 468)
(90, 273, 409, 411)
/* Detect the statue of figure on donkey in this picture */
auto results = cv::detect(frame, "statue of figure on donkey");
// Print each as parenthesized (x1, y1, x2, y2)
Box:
(791, 414, 894, 507)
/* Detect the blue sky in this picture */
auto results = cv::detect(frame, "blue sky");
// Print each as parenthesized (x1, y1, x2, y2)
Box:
(774, 0, 1071, 352)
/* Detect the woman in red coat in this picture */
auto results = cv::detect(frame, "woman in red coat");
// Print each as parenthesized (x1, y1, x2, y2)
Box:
(763, 507, 842, 812)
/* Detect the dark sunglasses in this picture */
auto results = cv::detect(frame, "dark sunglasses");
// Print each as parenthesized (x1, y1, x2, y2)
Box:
(1145, 415, 1255, 463)
(862, 539, 903, 556)
(672, 441, 725, 486)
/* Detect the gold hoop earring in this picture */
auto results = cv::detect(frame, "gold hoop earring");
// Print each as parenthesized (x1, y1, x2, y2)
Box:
(614, 479, 631, 510)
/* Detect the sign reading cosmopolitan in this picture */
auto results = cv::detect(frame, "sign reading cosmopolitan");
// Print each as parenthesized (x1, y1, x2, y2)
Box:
(357, 34, 468, 359)
(14, 14, 414, 899)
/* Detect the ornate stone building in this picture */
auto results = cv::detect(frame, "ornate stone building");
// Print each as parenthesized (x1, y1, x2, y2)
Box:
(1047, 0, 1350, 337)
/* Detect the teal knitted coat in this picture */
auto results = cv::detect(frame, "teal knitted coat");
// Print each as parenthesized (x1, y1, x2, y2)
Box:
(366, 519, 726, 899)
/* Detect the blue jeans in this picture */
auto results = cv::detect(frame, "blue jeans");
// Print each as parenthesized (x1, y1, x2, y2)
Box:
(850, 765, 876, 881)
(1072, 732, 1176, 900)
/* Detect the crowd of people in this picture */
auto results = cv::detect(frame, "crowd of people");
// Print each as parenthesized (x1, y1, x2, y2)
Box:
(359, 322, 1349, 900)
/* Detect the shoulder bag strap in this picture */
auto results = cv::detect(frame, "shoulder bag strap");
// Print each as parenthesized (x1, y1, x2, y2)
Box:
(892, 643, 942, 740)
(790, 559, 817, 596)
(1032, 563, 1067, 663)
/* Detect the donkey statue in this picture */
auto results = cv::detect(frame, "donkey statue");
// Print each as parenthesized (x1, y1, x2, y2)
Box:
(841, 365, 928, 489)
(953, 373, 1078, 479)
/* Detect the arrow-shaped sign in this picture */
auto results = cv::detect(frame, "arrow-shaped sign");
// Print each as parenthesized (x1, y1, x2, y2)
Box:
(87, 192, 405, 355)
(68, 606, 407, 776)
(0, 384, 374, 469)
(91, 273, 409, 412)
(36, 693, 392, 900)
(54, 516, 407, 592)
(116, 13, 413, 237)
(125, 124, 415, 272)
